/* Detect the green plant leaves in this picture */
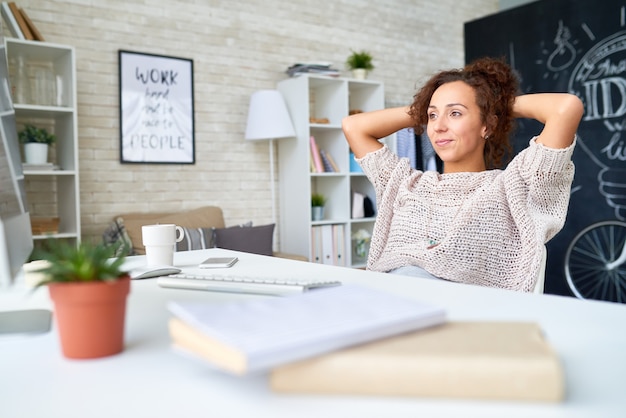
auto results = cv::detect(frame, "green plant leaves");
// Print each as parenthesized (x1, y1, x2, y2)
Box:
(18, 124, 56, 145)
(346, 50, 374, 71)
(32, 239, 128, 286)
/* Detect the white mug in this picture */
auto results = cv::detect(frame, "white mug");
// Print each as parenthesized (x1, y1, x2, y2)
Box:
(142, 224, 184, 266)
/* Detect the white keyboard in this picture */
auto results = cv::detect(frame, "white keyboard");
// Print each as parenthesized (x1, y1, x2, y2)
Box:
(156, 273, 341, 296)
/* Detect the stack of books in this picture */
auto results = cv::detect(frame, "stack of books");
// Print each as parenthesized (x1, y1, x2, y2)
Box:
(167, 284, 565, 401)
(310, 136, 339, 173)
(286, 62, 340, 77)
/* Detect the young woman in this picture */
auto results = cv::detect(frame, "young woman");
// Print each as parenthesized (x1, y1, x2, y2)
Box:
(342, 57, 584, 292)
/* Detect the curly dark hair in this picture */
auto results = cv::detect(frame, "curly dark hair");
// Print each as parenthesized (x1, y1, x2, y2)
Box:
(408, 57, 520, 169)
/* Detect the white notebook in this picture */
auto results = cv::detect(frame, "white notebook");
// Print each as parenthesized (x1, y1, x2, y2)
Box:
(167, 284, 446, 375)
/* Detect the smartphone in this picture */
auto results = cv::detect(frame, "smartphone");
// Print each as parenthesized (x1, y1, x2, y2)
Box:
(198, 256, 239, 268)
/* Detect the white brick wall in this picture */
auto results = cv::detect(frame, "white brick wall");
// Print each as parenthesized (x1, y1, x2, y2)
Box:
(14, 0, 498, 247)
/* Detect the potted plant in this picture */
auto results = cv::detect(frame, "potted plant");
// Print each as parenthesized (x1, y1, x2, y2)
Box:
(18, 124, 56, 165)
(311, 193, 327, 221)
(351, 228, 372, 262)
(33, 239, 131, 359)
(346, 50, 375, 80)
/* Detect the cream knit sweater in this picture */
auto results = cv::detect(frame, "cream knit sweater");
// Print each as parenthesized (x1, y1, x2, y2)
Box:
(358, 137, 576, 292)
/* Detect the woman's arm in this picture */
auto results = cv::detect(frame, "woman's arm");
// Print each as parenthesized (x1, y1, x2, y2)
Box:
(342, 107, 414, 158)
(513, 93, 584, 149)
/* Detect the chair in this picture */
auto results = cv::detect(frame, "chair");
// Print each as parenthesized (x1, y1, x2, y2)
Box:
(533, 245, 547, 294)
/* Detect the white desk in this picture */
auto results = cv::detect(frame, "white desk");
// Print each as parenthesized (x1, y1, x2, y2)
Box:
(1, 248, 625, 418)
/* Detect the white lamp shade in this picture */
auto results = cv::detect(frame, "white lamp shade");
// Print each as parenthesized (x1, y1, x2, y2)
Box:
(245, 90, 296, 141)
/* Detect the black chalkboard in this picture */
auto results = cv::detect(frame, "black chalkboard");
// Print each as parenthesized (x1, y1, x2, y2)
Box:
(465, 0, 626, 299)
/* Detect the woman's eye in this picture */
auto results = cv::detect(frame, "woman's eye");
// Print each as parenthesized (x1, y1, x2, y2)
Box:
(450, 110, 462, 117)
(428, 112, 437, 120)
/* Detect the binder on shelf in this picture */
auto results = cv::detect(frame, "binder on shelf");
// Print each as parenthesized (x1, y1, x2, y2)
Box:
(309, 136, 323, 173)
(167, 284, 446, 375)
(320, 224, 334, 265)
(332, 224, 345, 266)
(310, 226, 323, 263)
(270, 321, 564, 401)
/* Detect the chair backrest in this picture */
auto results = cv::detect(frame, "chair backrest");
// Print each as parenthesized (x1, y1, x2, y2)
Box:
(533, 245, 547, 294)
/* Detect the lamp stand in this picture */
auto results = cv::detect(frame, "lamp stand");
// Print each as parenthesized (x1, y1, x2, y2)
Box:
(269, 138, 276, 225)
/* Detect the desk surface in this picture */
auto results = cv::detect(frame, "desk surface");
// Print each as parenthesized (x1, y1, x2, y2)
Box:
(1, 248, 625, 418)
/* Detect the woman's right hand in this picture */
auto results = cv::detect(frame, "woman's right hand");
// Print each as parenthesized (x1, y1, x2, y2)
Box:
(342, 107, 414, 158)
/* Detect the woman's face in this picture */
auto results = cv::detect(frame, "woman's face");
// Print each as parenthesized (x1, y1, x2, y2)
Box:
(426, 80, 488, 173)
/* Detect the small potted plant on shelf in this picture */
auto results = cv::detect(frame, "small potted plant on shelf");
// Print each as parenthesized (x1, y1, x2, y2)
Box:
(32, 239, 130, 359)
(311, 193, 327, 221)
(18, 124, 56, 165)
(351, 228, 372, 262)
(346, 49, 375, 80)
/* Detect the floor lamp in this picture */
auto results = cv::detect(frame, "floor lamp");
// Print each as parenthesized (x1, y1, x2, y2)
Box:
(245, 90, 296, 225)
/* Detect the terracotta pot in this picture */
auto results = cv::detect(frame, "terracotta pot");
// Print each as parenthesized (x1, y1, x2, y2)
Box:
(48, 276, 131, 359)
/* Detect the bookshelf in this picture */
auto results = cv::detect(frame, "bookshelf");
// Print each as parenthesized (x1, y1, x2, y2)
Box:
(277, 75, 384, 268)
(4, 38, 80, 246)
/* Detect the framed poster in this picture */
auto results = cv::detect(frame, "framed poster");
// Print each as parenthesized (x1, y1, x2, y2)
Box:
(118, 50, 195, 164)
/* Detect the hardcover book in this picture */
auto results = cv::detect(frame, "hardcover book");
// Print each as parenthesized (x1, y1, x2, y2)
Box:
(270, 321, 564, 401)
(309, 135, 323, 173)
(319, 149, 337, 173)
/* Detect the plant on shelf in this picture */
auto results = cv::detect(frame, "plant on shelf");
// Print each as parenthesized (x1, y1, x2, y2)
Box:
(32, 239, 131, 359)
(351, 228, 372, 262)
(346, 50, 374, 79)
(311, 193, 327, 221)
(18, 124, 56, 145)
(18, 124, 56, 165)
(311, 193, 327, 207)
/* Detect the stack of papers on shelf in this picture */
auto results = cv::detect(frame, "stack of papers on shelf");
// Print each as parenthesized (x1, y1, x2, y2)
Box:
(22, 162, 59, 171)
(167, 284, 446, 375)
(286, 62, 340, 77)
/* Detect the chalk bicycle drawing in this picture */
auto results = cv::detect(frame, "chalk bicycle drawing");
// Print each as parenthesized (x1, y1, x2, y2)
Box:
(564, 220, 626, 303)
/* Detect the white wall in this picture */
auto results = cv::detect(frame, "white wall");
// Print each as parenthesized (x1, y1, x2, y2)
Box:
(499, 0, 535, 11)
(12, 0, 498, 248)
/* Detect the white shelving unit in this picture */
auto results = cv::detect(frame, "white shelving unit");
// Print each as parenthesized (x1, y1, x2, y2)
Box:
(4, 38, 80, 245)
(277, 75, 384, 268)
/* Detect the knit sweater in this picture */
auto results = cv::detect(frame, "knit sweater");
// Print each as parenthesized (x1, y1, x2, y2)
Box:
(358, 137, 576, 292)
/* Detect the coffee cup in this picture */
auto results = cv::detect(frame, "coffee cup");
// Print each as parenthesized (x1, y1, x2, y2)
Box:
(142, 224, 184, 266)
